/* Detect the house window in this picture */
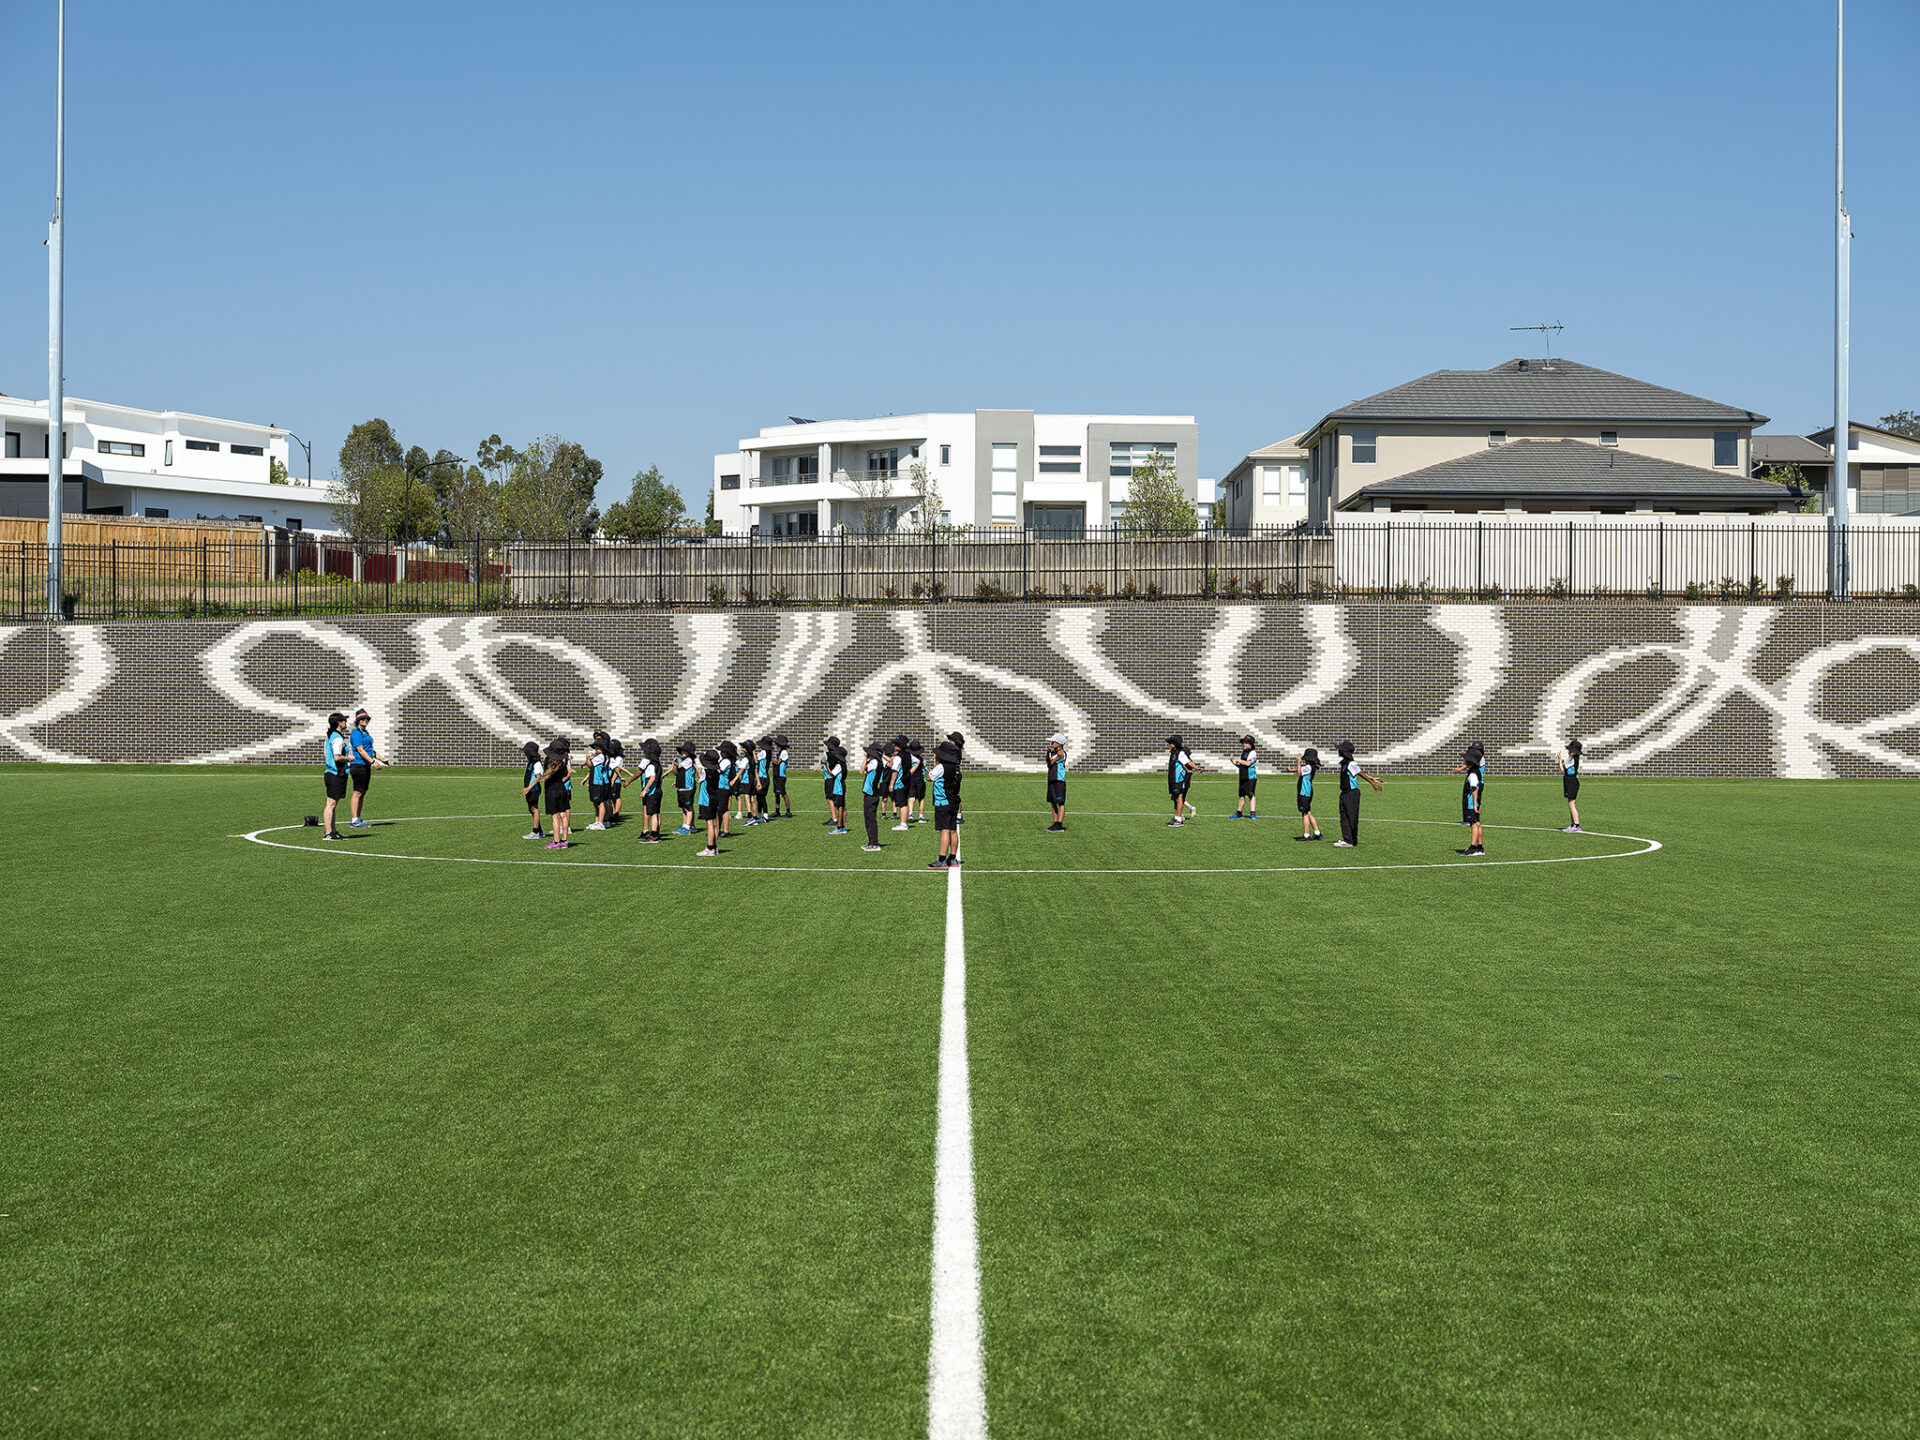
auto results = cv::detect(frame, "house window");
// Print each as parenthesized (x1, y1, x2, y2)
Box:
(236, 514, 263, 524)
(720, 474, 741, 490)
(1196, 501, 1213, 524)
(144, 507, 169, 518)
(1038, 462, 1081, 473)
(1351, 429, 1377, 464)
(4, 432, 19, 458)
(1038, 445, 1081, 456)
(991, 443, 1018, 521)
(1108, 500, 1128, 523)
(164, 439, 174, 465)
(1713, 431, 1738, 467)
(1488, 430, 1507, 446)
(1261, 466, 1282, 502)
(797, 455, 817, 481)
(287, 518, 303, 531)
(909, 444, 920, 459)
(867, 448, 899, 477)
(1109, 441, 1176, 477)
(185, 439, 218, 452)
(1287, 465, 1307, 505)
(99, 440, 146, 457)
(1600, 430, 1618, 446)
(765, 509, 819, 537)
(939, 444, 950, 466)
(231, 444, 265, 457)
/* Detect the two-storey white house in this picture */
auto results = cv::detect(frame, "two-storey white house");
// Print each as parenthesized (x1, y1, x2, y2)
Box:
(712, 410, 1200, 536)
(0, 394, 338, 530)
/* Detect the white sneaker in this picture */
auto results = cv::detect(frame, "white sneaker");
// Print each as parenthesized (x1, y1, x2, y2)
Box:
(697, 847, 717, 857)
(1562, 825, 1579, 832)
(1333, 840, 1353, 847)
(349, 818, 370, 829)
(1185, 802, 1197, 816)
(522, 830, 542, 841)
(586, 821, 607, 831)
(862, 844, 883, 852)
(892, 823, 910, 831)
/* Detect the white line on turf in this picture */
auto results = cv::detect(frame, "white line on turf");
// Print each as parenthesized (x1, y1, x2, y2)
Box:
(237, 816, 1660, 875)
(929, 860, 987, 1440)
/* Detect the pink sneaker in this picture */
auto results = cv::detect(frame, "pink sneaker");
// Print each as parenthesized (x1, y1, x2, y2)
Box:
(545, 840, 567, 850)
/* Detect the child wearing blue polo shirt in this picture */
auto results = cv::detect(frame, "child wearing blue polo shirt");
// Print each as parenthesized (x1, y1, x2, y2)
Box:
(1045, 735, 1068, 832)
(675, 742, 698, 836)
(1232, 736, 1259, 819)
(541, 738, 575, 850)
(1293, 747, 1322, 842)
(1165, 734, 1199, 826)
(1451, 742, 1486, 856)
(518, 740, 545, 840)
(1560, 739, 1583, 832)
(697, 749, 722, 856)
(321, 712, 352, 841)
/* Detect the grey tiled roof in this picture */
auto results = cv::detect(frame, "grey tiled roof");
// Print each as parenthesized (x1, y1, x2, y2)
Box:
(1338, 439, 1793, 508)
(1751, 434, 1832, 465)
(1322, 359, 1768, 426)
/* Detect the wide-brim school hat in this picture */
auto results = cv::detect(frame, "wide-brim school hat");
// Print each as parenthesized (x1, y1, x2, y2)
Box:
(947, 732, 965, 748)
(701, 749, 719, 764)
(1303, 747, 1320, 766)
(554, 736, 571, 751)
(521, 741, 541, 758)
(1337, 741, 1355, 758)
(1241, 735, 1255, 747)
(1568, 739, 1583, 755)
(1166, 734, 1183, 746)
(776, 734, 790, 747)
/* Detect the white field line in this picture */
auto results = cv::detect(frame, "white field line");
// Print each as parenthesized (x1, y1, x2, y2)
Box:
(236, 816, 1661, 875)
(929, 860, 987, 1440)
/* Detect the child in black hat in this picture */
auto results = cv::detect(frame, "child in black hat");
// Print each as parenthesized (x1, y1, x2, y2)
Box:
(1166, 734, 1199, 826)
(1333, 741, 1382, 847)
(946, 732, 966, 824)
(906, 739, 927, 824)
(697, 748, 723, 856)
(637, 738, 664, 842)
(928, 742, 962, 867)
(541, 738, 575, 849)
(1232, 735, 1259, 820)
(773, 733, 794, 818)
(1560, 738, 1583, 832)
(716, 740, 738, 838)
(518, 740, 545, 840)
(1450, 742, 1486, 855)
(674, 742, 698, 836)
(1294, 747, 1322, 841)
(860, 742, 886, 850)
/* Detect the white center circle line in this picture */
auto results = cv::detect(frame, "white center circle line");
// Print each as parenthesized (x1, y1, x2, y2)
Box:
(238, 815, 1661, 875)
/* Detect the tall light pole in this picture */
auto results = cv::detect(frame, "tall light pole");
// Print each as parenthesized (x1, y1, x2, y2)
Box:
(46, 0, 66, 618)
(1831, 0, 1851, 600)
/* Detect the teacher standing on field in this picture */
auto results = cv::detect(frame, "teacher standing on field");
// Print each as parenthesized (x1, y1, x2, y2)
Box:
(346, 708, 391, 830)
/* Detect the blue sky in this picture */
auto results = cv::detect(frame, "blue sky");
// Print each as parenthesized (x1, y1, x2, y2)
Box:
(1, 1, 1914, 504)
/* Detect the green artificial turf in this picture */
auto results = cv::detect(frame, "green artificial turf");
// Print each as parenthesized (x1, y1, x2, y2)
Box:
(2, 765, 1916, 1437)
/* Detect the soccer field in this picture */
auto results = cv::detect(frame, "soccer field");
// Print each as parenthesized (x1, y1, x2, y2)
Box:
(3, 765, 1917, 1438)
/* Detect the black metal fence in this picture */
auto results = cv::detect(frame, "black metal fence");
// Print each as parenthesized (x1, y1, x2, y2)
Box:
(4, 522, 1919, 621)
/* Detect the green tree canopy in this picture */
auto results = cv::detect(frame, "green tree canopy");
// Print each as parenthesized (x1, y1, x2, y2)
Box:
(1879, 410, 1920, 440)
(1120, 450, 1198, 536)
(499, 435, 603, 540)
(601, 465, 687, 539)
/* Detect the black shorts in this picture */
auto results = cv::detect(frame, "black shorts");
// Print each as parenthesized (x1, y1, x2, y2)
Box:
(1297, 795, 1314, 814)
(698, 802, 718, 822)
(909, 778, 926, 800)
(1564, 778, 1580, 800)
(643, 794, 663, 816)
(774, 777, 788, 796)
(934, 805, 957, 832)
(1047, 780, 1066, 806)
(525, 789, 541, 812)
(1170, 784, 1189, 801)
(589, 783, 610, 804)
(544, 782, 571, 813)
(1238, 779, 1257, 797)
(892, 790, 909, 808)
(350, 765, 372, 793)
(324, 771, 347, 800)
(677, 789, 693, 811)
(1465, 803, 1483, 824)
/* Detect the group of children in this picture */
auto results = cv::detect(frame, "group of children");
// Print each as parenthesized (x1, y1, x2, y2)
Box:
(514, 728, 972, 868)
(1165, 732, 1585, 854)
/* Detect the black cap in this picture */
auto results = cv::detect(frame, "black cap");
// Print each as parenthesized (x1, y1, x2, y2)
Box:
(521, 740, 540, 759)
(1241, 735, 1255, 747)
(354, 708, 371, 721)
(327, 711, 347, 729)
(1166, 734, 1182, 747)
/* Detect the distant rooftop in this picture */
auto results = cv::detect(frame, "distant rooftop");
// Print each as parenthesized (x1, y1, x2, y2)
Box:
(1316, 359, 1767, 428)
(1339, 438, 1793, 509)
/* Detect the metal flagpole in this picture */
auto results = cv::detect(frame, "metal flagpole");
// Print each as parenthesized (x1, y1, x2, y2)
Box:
(1831, 0, 1850, 601)
(47, 0, 67, 618)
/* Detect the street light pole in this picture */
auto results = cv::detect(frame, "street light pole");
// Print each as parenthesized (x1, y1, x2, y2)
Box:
(46, 0, 65, 618)
(283, 431, 312, 485)
(1831, 0, 1851, 601)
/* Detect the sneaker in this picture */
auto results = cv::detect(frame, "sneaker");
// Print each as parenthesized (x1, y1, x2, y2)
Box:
(1047, 822, 1064, 832)
(545, 840, 567, 850)
(1468, 845, 1485, 855)
(892, 823, 910, 832)
(1310, 832, 1323, 841)
(1333, 840, 1353, 848)
(1229, 813, 1242, 819)
(1185, 802, 1197, 816)
(349, 818, 371, 829)
(697, 847, 717, 857)
(522, 830, 543, 840)
(586, 821, 607, 831)
(1293, 835, 1313, 842)
(927, 858, 949, 869)
(324, 831, 345, 841)
(1166, 819, 1184, 827)
(1248, 813, 1259, 821)
(830, 827, 849, 836)
(948, 855, 962, 865)
(862, 844, 883, 852)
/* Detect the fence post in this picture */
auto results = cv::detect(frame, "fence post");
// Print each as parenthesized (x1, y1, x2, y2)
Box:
(1384, 521, 1392, 597)
(1567, 520, 1575, 598)
(1023, 530, 1030, 599)
(1749, 521, 1757, 592)
(839, 529, 846, 606)
(110, 542, 118, 619)
(293, 545, 300, 616)
(200, 539, 209, 613)
(747, 528, 755, 607)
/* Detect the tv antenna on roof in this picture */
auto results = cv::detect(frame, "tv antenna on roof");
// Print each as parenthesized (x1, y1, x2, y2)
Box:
(1510, 322, 1565, 369)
